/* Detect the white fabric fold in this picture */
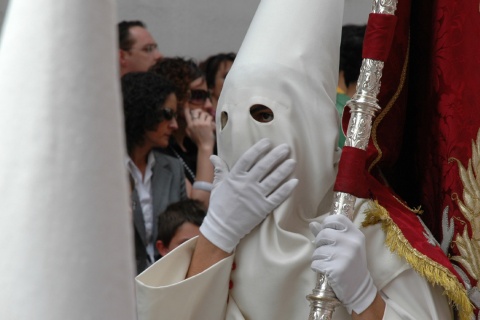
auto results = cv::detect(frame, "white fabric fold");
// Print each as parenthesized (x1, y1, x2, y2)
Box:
(0, 0, 136, 319)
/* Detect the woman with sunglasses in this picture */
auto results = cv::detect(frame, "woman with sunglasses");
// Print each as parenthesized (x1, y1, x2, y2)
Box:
(122, 72, 188, 274)
(150, 57, 215, 208)
(200, 52, 236, 115)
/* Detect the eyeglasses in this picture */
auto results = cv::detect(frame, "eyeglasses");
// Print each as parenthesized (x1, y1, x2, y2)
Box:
(141, 43, 158, 54)
(125, 43, 158, 54)
(160, 108, 178, 121)
(189, 89, 211, 106)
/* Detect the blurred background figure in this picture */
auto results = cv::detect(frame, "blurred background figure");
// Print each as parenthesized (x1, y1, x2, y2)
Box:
(336, 24, 366, 148)
(122, 72, 187, 274)
(156, 199, 206, 258)
(0, 0, 136, 318)
(150, 57, 215, 207)
(118, 20, 163, 76)
(200, 52, 236, 117)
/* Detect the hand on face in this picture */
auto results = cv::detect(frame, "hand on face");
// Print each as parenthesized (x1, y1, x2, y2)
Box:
(184, 107, 216, 150)
(200, 139, 298, 253)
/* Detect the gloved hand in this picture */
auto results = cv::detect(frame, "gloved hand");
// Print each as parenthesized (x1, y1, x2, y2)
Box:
(310, 214, 377, 314)
(200, 138, 298, 253)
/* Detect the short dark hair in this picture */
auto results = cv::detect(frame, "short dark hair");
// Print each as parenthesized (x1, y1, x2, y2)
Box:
(118, 20, 146, 51)
(199, 52, 236, 90)
(121, 72, 175, 154)
(339, 25, 366, 87)
(156, 200, 206, 248)
(149, 57, 204, 104)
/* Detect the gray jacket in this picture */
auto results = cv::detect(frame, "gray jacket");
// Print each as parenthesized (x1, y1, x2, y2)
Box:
(132, 151, 187, 274)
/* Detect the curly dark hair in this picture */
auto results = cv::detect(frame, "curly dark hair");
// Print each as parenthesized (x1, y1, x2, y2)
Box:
(199, 52, 236, 90)
(339, 25, 366, 87)
(121, 72, 176, 154)
(149, 57, 204, 105)
(118, 20, 145, 51)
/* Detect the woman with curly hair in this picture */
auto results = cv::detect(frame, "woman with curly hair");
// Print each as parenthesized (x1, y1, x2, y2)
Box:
(122, 72, 187, 274)
(150, 58, 215, 207)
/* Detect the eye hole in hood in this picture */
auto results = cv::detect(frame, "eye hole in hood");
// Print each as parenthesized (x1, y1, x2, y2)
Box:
(250, 104, 274, 123)
(220, 111, 229, 129)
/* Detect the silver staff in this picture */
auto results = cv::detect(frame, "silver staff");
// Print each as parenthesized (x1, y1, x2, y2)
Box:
(306, 0, 398, 318)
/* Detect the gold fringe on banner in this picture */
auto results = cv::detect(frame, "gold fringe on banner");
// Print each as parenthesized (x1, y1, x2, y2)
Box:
(362, 200, 474, 320)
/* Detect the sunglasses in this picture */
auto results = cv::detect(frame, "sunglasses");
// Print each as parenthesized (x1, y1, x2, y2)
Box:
(160, 107, 178, 121)
(189, 89, 211, 106)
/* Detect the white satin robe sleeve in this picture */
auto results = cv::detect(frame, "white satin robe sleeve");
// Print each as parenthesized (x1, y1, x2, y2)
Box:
(380, 269, 452, 319)
(353, 200, 453, 320)
(135, 237, 235, 320)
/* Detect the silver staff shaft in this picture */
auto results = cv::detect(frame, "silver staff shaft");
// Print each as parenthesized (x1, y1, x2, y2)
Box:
(306, 0, 398, 319)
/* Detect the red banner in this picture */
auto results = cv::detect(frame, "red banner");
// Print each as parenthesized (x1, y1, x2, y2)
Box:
(341, 0, 480, 317)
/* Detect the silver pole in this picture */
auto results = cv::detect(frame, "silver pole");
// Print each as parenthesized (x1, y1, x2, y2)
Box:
(306, 0, 398, 318)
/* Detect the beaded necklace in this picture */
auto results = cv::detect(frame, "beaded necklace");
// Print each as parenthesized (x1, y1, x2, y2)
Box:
(170, 147, 196, 182)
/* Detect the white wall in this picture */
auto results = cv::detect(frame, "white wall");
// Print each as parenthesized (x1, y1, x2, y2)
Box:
(1, 0, 372, 62)
(116, 0, 260, 62)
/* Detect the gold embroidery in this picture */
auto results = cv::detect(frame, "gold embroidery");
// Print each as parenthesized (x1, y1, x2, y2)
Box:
(368, 34, 410, 173)
(450, 129, 480, 290)
(363, 200, 473, 320)
(392, 194, 423, 214)
(453, 229, 480, 281)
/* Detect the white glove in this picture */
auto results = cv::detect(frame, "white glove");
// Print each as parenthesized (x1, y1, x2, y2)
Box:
(200, 138, 298, 253)
(310, 214, 377, 314)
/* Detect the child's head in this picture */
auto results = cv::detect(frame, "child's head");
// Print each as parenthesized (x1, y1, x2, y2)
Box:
(156, 200, 206, 257)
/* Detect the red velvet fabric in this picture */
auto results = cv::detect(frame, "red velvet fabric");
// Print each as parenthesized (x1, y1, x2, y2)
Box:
(367, 173, 458, 283)
(404, 1, 480, 316)
(363, 14, 397, 61)
(339, 0, 480, 316)
(334, 147, 369, 198)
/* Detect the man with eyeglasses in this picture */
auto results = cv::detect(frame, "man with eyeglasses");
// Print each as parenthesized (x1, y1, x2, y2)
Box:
(118, 20, 163, 76)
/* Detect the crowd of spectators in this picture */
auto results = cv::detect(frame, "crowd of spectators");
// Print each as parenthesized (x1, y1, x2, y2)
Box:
(118, 20, 235, 274)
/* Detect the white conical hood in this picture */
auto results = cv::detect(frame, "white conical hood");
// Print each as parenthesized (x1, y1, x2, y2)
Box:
(216, 0, 344, 318)
(217, 0, 343, 319)
(231, 0, 340, 96)
(217, 0, 342, 228)
(0, 1, 136, 319)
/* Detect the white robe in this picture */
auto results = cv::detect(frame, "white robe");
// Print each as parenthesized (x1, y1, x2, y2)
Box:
(135, 200, 452, 320)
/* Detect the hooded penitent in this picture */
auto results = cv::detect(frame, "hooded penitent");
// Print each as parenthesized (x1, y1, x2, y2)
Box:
(215, 0, 343, 317)
(217, 0, 342, 230)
